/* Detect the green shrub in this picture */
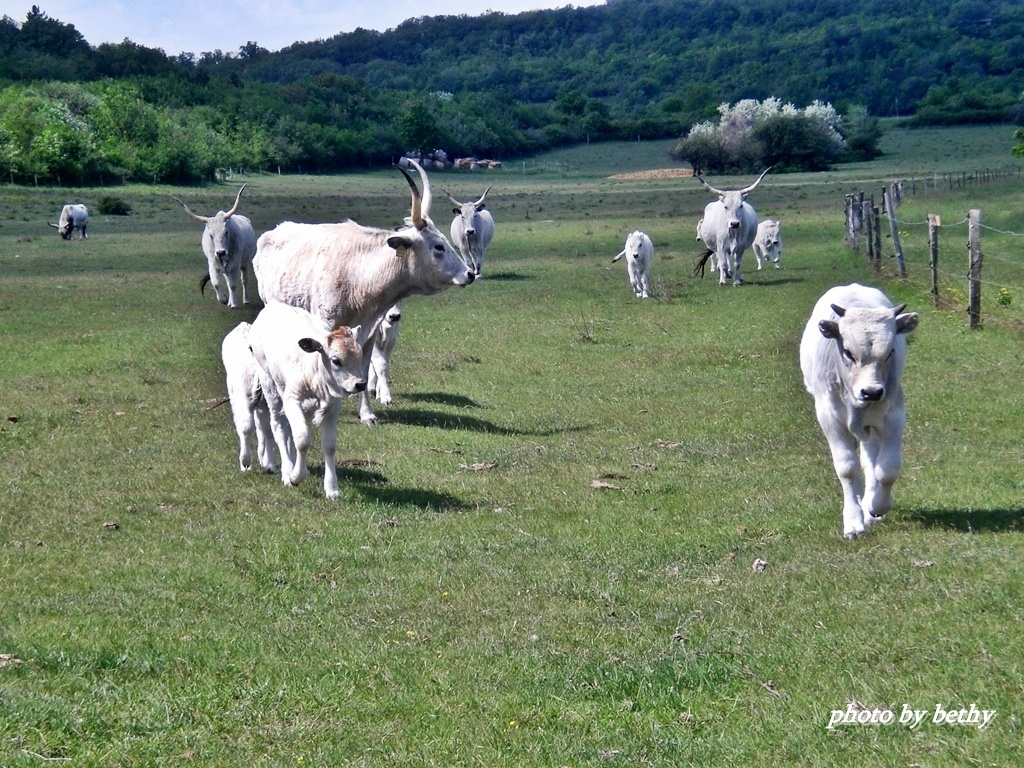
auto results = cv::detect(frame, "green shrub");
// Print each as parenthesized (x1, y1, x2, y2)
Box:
(96, 194, 131, 215)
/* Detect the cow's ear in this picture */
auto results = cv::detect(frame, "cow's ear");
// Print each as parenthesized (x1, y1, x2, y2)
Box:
(475, 203, 486, 211)
(452, 207, 461, 215)
(819, 320, 841, 340)
(895, 311, 919, 335)
(349, 325, 362, 342)
(387, 235, 413, 253)
(298, 337, 323, 354)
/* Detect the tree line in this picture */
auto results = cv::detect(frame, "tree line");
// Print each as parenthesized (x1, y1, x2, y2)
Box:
(1, 0, 1022, 185)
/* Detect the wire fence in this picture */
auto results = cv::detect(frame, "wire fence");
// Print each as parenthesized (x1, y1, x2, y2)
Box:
(844, 174, 1024, 332)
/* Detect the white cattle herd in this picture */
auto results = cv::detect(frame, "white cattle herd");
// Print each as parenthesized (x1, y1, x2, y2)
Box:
(49, 159, 918, 536)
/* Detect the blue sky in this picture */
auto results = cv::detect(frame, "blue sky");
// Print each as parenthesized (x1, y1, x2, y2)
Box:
(15, 1, 604, 56)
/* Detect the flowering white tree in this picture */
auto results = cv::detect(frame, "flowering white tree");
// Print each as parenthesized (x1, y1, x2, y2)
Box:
(672, 97, 852, 173)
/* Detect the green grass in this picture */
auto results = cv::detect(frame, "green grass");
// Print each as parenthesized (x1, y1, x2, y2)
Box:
(1, 125, 1023, 766)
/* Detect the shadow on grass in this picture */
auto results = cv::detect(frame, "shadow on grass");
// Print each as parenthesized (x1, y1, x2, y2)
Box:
(743, 276, 806, 288)
(313, 462, 467, 512)
(353, 484, 467, 512)
(404, 392, 483, 409)
(908, 507, 1024, 533)
(383, 406, 591, 437)
(482, 271, 532, 281)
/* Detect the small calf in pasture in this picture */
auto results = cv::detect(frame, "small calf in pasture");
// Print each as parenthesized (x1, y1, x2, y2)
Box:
(368, 301, 403, 405)
(253, 159, 475, 425)
(446, 186, 495, 276)
(247, 301, 366, 499)
(173, 184, 257, 309)
(49, 203, 89, 239)
(221, 322, 276, 474)
(799, 283, 919, 538)
(752, 218, 783, 270)
(612, 231, 654, 298)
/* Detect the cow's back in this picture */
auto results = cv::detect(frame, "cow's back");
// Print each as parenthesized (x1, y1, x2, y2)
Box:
(254, 221, 384, 325)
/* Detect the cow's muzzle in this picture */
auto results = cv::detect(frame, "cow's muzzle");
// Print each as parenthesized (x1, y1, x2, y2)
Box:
(860, 385, 885, 402)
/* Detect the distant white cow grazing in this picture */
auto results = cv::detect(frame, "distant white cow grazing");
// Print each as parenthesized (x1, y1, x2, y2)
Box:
(753, 218, 783, 270)
(49, 203, 89, 239)
(253, 159, 475, 425)
(446, 186, 495, 276)
(611, 230, 654, 298)
(368, 301, 402, 405)
(173, 184, 257, 309)
(695, 168, 770, 285)
(247, 301, 366, 499)
(800, 283, 919, 538)
(221, 322, 276, 474)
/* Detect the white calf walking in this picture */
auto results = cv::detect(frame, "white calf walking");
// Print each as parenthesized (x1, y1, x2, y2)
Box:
(800, 283, 919, 538)
(247, 301, 366, 499)
(368, 302, 403, 405)
(612, 230, 654, 298)
(221, 322, 276, 473)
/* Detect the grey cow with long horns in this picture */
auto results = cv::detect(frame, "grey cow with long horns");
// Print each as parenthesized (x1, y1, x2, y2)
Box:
(446, 186, 495, 276)
(695, 168, 771, 286)
(172, 184, 258, 308)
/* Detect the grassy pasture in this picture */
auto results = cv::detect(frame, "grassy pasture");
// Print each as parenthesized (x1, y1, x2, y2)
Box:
(1, 125, 1023, 766)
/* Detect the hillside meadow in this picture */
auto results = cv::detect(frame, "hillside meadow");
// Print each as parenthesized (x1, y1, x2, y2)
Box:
(1, 125, 1023, 766)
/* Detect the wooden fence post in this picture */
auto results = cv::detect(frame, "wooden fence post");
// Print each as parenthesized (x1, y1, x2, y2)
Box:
(884, 185, 906, 279)
(968, 209, 982, 329)
(873, 204, 882, 269)
(864, 202, 875, 264)
(927, 214, 940, 306)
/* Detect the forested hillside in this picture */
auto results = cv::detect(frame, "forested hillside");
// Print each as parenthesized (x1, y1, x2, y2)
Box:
(1, 0, 1022, 184)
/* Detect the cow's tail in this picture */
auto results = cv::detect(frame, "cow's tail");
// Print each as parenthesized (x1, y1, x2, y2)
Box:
(693, 248, 714, 278)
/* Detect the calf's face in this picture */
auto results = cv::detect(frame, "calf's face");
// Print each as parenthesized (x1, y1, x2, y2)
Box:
(819, 304, 918, 405)
(297, 326, 367, 398)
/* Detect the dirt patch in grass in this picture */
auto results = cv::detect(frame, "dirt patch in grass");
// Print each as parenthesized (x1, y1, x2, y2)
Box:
(609, 168, 694, 180)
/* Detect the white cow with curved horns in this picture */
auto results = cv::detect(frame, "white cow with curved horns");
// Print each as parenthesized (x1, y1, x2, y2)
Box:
(172, 184, 257, 309)
(446, 186, 495, 276)
(49, 203, 89, 239)
(800, 283, 919, 539)
(253, 159, 475, 425)
(695, 168, 770, 286)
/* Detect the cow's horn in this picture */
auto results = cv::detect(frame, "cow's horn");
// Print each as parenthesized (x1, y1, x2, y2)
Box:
(443, 189, 462, 206)
(47, 221, 59, 228)
(410, 158, 432, 222)
(740, 167, 772, 195)
(396, 164, 424, 229)
(830, 303, 847, 317)
(893, 303, 907, 315)
(171, 195, 209, 224)
(474, 185, 493, 207)
(694, 173, 725, 197)
(224, 183, 248, 218)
